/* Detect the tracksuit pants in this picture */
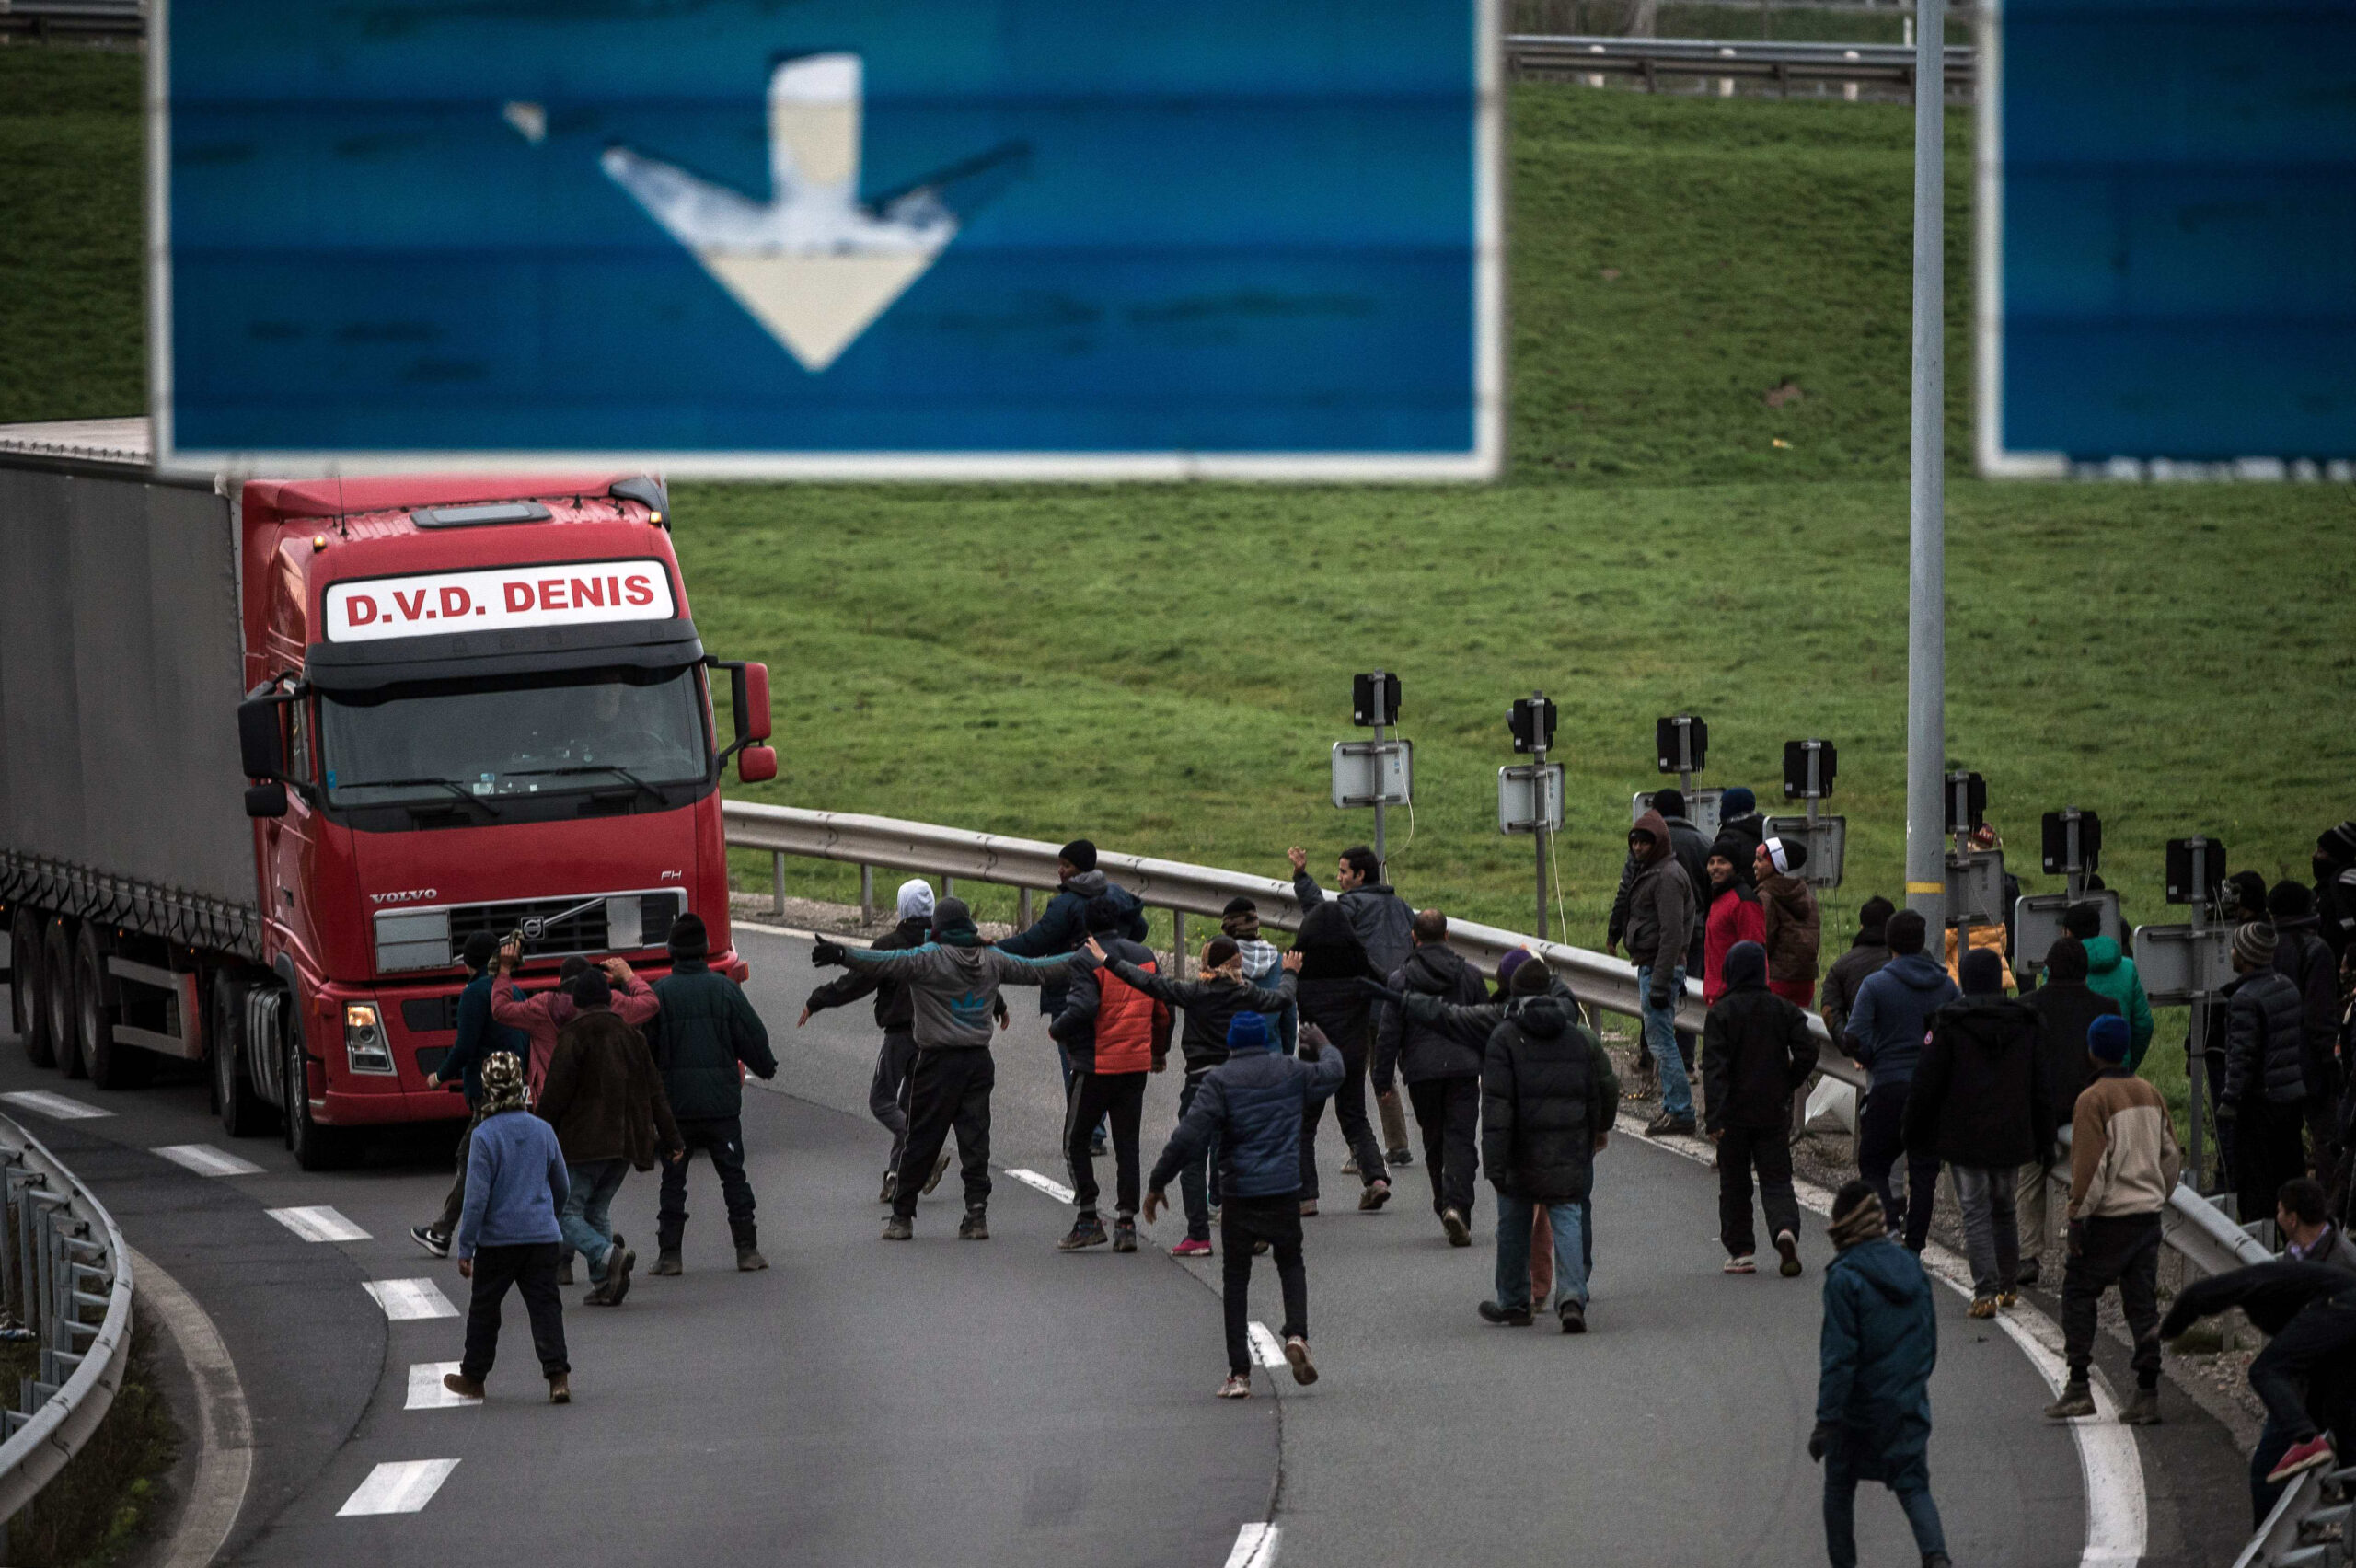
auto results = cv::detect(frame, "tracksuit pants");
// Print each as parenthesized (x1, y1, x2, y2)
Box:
(460, 1241, 568, 1383)
(869, 1030, 918, 1171)
(1301, 1036, 1388, 1199)
(1065, 1069, 1147, 1218)
(1858, 1081, 1940, 1251)
(894, 1046, 994, 1221)
(2062, 1212, 2162, 1389)
(1221, 1192, 1307, 1376)
(1406, 1076, 1481, 1218)
(657, 1115, 757, 1253)
(1716, 1123, 1800, 1260)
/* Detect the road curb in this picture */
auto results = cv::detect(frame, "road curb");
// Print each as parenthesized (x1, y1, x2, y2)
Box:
(125, 1244, 252, 1568)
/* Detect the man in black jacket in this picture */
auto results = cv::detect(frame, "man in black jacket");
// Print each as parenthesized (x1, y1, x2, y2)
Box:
(2272, 882, 2345, 1166)
(1289, 842, 1420, 1170)
(1372, 909, 1490, 1245)
(2224, 922, 2311, 1218)
(1904, 950, 2053, 1315)
(1819, 896, 1896, 1047)
(2163, 1260, 2356, 1521)
(1703, 941, 1819, 1278)
(2015, 936, 2120, 1285)
(647, 915, 779, 1274)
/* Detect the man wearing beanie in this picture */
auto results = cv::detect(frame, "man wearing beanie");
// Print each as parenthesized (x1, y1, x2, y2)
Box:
(1717, 786, 1767, 866)
(2223, 921, 2310, 1221)
(2016, 935, 2121, 1285)
(1703, 941, 1818, 1278)
(1820, 896, 1896, 1046)
(536, 967, 682, 1306)
(2049, 901, 2154, 1070)
(1700, 838, 1766, 1007)
(414, 928, 533, 1259)
(999, 838, 1148, 1155)
(1372, 908, 1491, 1244)
(1049, 897, 1172, 1252)
(2046, 1011, 2178, 1424)
(1146, 1006, 1342, 1398)
(1754, 836, 1822, 1009)
(647, 913, 778, 1274)
(818, 899, 1087, 1239)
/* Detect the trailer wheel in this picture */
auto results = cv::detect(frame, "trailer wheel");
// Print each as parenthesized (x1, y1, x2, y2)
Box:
(79, 928, 149, 1090)
(212, 977, 275, 1138)
(283, 1006, 350, 1171)
(8, 906, 52, 1068)
(44, 920, 82, 1078)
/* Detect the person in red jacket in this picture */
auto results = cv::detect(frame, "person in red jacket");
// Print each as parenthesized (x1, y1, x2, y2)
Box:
(1703, 837, 1766, 1005)
(491, 947, 661, 1091)
(1048, 898, 1172, 1252)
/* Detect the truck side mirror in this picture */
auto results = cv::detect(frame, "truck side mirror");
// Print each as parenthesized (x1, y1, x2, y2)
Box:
(237, 694, 286, 778)
(245, 781, 289, 818)
(731, 662, 772, 744)
(737, 745, 778, 785)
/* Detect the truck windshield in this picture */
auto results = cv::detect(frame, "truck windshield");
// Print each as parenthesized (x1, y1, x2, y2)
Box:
(318, 665, 710, 808)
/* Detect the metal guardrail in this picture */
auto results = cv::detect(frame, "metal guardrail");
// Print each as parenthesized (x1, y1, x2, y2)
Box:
(2234, 1462, 2351, 1568)
(0, 0, 143, 36)
(1506, 32, 1973, 94)
(0, 1115, 133, 1521)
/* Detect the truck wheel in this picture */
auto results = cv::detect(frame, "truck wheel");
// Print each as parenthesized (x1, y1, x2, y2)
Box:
(44, 920, 82, 1079)
(9, 907, 53, 1068)
(283, 1009, 350, 1172)
(78, 929, 149, 1090)
(212, 977, 275, 1138)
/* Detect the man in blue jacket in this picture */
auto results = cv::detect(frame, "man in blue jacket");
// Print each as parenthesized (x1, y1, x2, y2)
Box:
(413, 930, 530, 1259)
(445, 1052, 573, 1405)
(1146, 1008, 1342, 1400)
(1842, 910, 1961, 1250)
(1812, 1179, 1951, 1568)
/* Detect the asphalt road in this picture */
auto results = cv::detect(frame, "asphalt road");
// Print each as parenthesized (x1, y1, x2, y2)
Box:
(0, 923, 2262, 1566)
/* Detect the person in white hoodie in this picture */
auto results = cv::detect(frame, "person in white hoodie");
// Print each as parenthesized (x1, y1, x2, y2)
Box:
(1223, 898, 1299, 1055)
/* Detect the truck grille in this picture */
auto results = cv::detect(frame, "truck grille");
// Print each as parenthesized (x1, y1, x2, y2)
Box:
(375, 891, 687, 973)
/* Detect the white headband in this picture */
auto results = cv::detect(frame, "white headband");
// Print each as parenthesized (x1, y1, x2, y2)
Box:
(1766, 837, 1792, 875)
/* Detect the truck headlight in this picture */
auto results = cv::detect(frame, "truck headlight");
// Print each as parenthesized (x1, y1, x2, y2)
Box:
(345, 1001, 395, 1075)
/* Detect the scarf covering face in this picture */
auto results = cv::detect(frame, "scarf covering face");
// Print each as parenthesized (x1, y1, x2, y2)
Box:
(479, 1050, 529, 1114)
(1829, 1189, 1886, 1251)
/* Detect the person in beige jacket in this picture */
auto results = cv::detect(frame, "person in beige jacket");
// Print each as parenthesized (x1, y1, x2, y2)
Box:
(2046, 1012, 2180, 1424)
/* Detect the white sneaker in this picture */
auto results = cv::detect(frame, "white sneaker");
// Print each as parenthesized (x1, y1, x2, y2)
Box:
(1217, 1373, 1253, 1400)
(1723, 1254, 1757, 1274)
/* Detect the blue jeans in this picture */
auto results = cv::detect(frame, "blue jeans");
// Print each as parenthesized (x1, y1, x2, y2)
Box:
(1494, 1190, 1589, 1310)
(1636, 965, 1692, 1120)
(560, 1158, 629, 1283)
(1823, 1446, 1946, 1568)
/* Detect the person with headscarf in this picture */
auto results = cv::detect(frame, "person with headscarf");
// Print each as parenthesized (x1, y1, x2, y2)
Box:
(445, 1051, 573, 1405)
(1289, 904, 1393, 1214)
(1811, 1180, 1950, 1568)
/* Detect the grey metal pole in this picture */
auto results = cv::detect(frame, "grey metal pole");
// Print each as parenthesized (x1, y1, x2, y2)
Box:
(1371, 667, 1389, 879)
(1535, 742, 1551, 942)
(772, 851, 786, 917)
(859, 864, 874, 926)
(1904, 0, 1948, 930)
(1172, 910, 1188, 981)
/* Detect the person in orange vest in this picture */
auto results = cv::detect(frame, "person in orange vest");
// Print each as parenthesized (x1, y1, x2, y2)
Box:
(1049, 898, 1172, 1252)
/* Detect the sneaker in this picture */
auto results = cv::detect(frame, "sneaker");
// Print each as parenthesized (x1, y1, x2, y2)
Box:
(1441, 1208, 1472, 1248)
(879, 1170, 898, 1205)
(882, 1216, 914, 1241)
(1968, 1296, 1997, 1320)
(1723, 1255, 1757, 1274)
(923, 1147, 953, 1195)
(1774, 1230, 1802, 1277)
(1644, 1113, 1697, 1136)
(2120, 1388, 2162, 1426)
(1283, 1335, 1319, 1386)
(443, 1371, 486, 1401)
(1358, 1180, 1392, 1212)
(736, 1246, 768, 1272)
(1388, 1147, 1415, 1168)
(1171, 1237, 1212, 1258)
(1477, 1300, 1535, 1327)
(547, 1373, 570, 1404)
(1299, 1199, 1319, 1217)
(1995, 1289, 2019, 1309)
(1923, 1555, 1953, 1568)
(1057, 1217, 1110, 1251)
(651, 1250, 683, 1276)
(1560, 1301, 1588, 1334)
(1112, 1219, 1138, 1253)
(2043, 1381, 2097, 1420)
(1217, 1374, 1253, 1400)
(1340, 1155, 1359, 1176)
(958, 1208, 989, 1241)
(601, 1246, 636, 1306)
(2268, 1434, 2337, 1484)
(410, 1225, 451, 1259)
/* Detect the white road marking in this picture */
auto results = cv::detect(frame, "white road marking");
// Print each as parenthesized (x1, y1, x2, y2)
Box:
(267, 1205, 370, 1243)
(336, 1458, 458, 1516)
(1223, 1521, 1280, 1568)
(406, 1363, 480, 1410)
(151, 1143, 264, 1178)
(364, 1278, 458, 1321)
(0, 1090, 111, 1120)
(1005, 1168, 1075, 1204)
(1247, 1321, 1288, 1369)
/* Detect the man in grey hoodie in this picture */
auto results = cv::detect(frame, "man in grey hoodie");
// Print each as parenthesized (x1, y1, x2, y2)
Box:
(1625, 809, 1699, 1136)
(814, 899, 1084, 1239)
(1842, 910, 1962, 1251)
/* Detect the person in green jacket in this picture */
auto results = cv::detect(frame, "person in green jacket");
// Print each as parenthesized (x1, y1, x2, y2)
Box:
(647, 915, 779, 1274)
(2053, 903, 2155, 1071)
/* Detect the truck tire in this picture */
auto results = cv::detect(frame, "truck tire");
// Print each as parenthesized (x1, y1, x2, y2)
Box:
(212, 977, 275, 1138)
(78, 928, 150, 1090)
(44, 920, 83, 1079)
(9, 907, 53, 1068)
(283, 1007, 351, 1172)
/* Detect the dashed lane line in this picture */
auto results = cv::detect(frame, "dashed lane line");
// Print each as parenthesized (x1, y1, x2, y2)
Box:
(0, 1090, 111, 1120)
(1246, 1321, 1288, 1370)
(152, 1143, 264, 1178)
(406, 1363, 480, 1410)
(336, 1458, 459, 1516)
(364, 1278, 459, 1321)
(1223, 1521, 1280, 1568)
(1005, 1168, 1076, 1204)
(267, 1205, 371, 1243)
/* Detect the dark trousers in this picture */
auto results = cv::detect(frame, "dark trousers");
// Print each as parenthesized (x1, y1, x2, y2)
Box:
(1178, 1072, 1224, 1240)
(1301, 1038, 1387, 1199)
(1823, 1444, 1946, 1568)
(869, 1030, 918, 1170)
(2249, 1297, 2356, 1443)
(2234, 1097, 2309, 1221)
(658, 1115, 757, 1251)
(1406, 1077, 1480, 1217)
(1065, 1069, 1147, 1218)
(1716, 1123, 1801, 1259)
(1858, 1081, 1940, 1251)
(2062, 1212, 2163, 1386)
(894, 1047, 993, 1220)
(461, 1241, 568, 1382)
(432, 1105, 487, 1236)
(1220, 1193, 1307, 1376)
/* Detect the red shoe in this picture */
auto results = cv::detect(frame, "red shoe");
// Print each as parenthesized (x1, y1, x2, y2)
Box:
(1171, 1237, 1212, 1258)
(2268, 1434, 2337, 1484)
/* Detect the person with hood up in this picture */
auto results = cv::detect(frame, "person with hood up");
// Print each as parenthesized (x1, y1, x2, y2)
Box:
(1717, 786, 1768, 867)
(2161, 1258, 2356, 1518)
(1087, 933, 1299, 1254)
(535, 968, 683, 1307)
(999, 839, 1148, 1153)
(445, 1051, 573, 1405)
(1905, 950, 2053, 1315)
(2223, 921, 2311, 1219)
(1371, 909, 1491, 1245)
(2270, 882, 2344, 1165)
(1624, 809, 1699, 1136)
(1811, 1181, 1951, 1568)
(2046, 1012, 2177, 1425)
(1755, 836, 1822, 1009)
(2049, 902, 2154, 1070)
(1819, 896, 1896, 1046)
(2316, 821, 2356, 962)
(2223, 870, 2273, 929)
(1289, 843, 1418, 1169)
(1145, 1010, 1344, 1399)
(1703, 941, 1819, 1278)
(1049, 897, 1172, 1253)
(412, 929, 532, 1260)
(1701, 838, 1766, 1006)
(1287, 905, 1393, 1212)
(2015, 935, 2121, 1285)
(1222, 897, 1298, 1054)
(1608, 787, 1711, 972)
(646, 913, 778, 1275)
(1843, 910, 1961, 1251)
(815, 899, 1085, 1240)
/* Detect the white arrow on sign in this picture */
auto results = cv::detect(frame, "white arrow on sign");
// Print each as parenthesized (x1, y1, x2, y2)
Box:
(600, 54, 955, 373)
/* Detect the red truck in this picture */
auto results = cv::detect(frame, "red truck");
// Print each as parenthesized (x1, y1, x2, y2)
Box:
(0, 421, 773, 1168)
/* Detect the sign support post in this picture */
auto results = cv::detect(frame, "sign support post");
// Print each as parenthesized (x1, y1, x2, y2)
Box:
(1905, 0, 1948, 936)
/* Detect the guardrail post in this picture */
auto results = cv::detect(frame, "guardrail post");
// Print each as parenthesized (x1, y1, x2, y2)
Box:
(859, 865, 874, 926)
(1018, 887, 1033, 928)
(942, 876, 955, 898)
(771, 852, 786, 917)
(1172, 911, 1188, 981)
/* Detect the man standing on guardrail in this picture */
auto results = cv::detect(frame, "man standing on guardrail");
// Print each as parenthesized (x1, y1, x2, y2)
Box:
(1843, 910, 1958, 1251)
(2015, 935, 2120, 1286)
(1624, 809, 1698, 1137)
(447, 1051, 572, 1405)
(1291, 843, 1419, 1170)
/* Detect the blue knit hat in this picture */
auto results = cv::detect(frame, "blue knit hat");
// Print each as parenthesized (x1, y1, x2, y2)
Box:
(1721, 786, 1756, 816)
(1228, 1010, 1270, 1051)
(2087, 1013, 2131, 1065)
